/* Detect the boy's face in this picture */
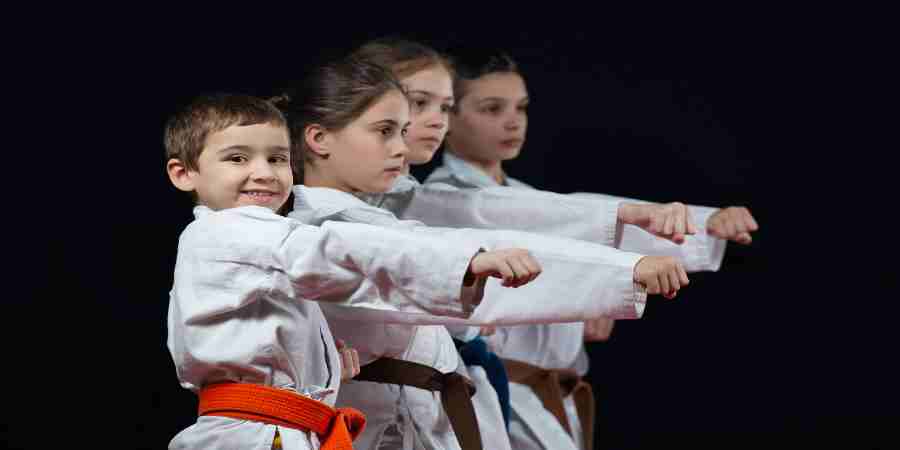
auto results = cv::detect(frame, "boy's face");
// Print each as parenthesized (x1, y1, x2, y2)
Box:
(323, 89, 410, 193)
(178, 123, 293, 212)
(446, 72, 529, 163)
(400, 65, 454, 165)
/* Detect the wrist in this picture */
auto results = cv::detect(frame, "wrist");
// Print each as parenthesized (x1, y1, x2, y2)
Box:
(618, 202, 637, 224)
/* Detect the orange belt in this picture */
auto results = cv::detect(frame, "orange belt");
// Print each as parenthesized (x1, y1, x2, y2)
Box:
(198, 382, 366, 450)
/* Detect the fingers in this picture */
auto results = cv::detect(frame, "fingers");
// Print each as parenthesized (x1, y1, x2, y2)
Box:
(706, 213, 724, 238)
(724, 210, 738, 238)
(649, 209, 663, 235)
(743, 207, 760, 231)
(658, 271, 671, 297)
(480, 326, 496, 336)
(644, 269, 660, 294)
(674, 204, 686, 237)
(339, 344, 360, 380)
(350, 348, 360, 377)
(663, 210, 674, 237)
(685, 207, 698, 235)
(717, 207, 759, 243)
(496, 259, 516, 286)
(493, 250, 541, 287)
(668, 270, 681, 294)
(506, 258, 530, 287)
(521, 254, 542, 284)
(678, 264, 690, 286)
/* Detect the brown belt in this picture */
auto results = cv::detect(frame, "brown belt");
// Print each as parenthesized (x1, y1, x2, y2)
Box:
(503, 358, 595, 450)
(354, 357, 483, 450)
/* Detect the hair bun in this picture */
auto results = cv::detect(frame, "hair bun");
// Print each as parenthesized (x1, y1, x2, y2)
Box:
(268, 94, 291, 108)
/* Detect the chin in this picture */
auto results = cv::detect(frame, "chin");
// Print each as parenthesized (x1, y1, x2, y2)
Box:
(499, 146, 522, 161)
(409, 149, 437, 165)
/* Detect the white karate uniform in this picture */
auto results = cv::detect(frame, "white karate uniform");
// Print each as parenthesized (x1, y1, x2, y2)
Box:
(167, 205, 487, 450)
(289, 186, 651, 450)
(423, 151, 729, 450)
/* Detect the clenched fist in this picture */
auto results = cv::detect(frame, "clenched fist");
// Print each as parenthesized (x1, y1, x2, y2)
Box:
(468, 248, 542, 288)
(633, 255, 689, 299)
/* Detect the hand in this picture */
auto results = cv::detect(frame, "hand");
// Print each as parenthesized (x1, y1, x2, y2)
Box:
(468, 248, 542, 288)
(633, 255, 689, 299)
(335, 339, 360, 381)
(707, 206, 759, 244)
(583, 318, 615, 342)
(619, 202, 697, 244)
(479, 326, 497, 336)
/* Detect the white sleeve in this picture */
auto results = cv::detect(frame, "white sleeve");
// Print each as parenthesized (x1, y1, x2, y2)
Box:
(179, 208, 485, 322)
(390, 185, 624, 247)
(572, 192, 728, 272)
(396, 225, 648, 323)
(306, 225, 647, 326)
(464, 227, 647, 323)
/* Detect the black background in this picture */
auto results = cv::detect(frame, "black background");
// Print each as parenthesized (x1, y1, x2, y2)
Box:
(18, 20, 894, 450)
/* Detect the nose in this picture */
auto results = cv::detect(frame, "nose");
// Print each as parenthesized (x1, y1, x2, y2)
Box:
(504, 115, 523, 131)
(250, 158, 277, 182)
(390, 137, 410, 159)
(425, 110, 447, 131)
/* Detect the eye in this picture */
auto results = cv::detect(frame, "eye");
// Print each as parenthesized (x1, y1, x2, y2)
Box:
(380, 127, 394, 137)
(401, 127, 409, 137)
(227, 154, 248, 163)
(269, 154, 290, 164)
(517, 103, 529, 112)
(440, 103, 453, 113)
(483, 104, 502, 115)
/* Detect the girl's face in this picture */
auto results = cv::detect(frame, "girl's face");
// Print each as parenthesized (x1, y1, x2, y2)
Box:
(446, 72, 529, 163)
(400, 65, 455, 165)
(324, 89, 411, 193)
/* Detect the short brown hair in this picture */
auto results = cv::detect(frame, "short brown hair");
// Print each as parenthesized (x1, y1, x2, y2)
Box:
(164, 93, 288, 170)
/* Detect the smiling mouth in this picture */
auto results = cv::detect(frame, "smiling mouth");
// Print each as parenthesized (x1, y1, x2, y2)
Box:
(241, 190, 281, 202)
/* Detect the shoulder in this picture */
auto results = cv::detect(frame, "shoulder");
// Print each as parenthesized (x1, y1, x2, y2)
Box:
(180, 206, 299, 250)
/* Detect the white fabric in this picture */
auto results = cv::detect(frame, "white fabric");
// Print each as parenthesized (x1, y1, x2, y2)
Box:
(289, 185, 650, 449)
(571, 192, 727, 272)
(167, 205, 484, 450)
(364, 172, 624, 248)
(293, 186, 648, 325)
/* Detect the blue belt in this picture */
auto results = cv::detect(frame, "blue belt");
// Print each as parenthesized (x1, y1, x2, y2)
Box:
(453, 336, 511, 429)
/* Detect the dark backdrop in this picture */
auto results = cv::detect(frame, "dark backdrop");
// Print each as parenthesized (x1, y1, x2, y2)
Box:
(21, 25, 893, 450)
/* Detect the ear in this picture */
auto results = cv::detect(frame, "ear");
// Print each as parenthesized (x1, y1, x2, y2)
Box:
(304, 124, 332, 159)
(167, 158, 196, 192)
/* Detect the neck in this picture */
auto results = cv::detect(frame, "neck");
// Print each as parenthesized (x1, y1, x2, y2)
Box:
(450, 151, 506, 185)
(302, 165, 351, 193)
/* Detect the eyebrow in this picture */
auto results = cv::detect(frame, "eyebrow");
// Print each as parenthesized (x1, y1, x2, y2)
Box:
(408, 89, 455, 103)
(215, 145, 289, 154)
(477, 96, 530, 104)
(370, 119, 400, 127)
(216, 145, 251, 154)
